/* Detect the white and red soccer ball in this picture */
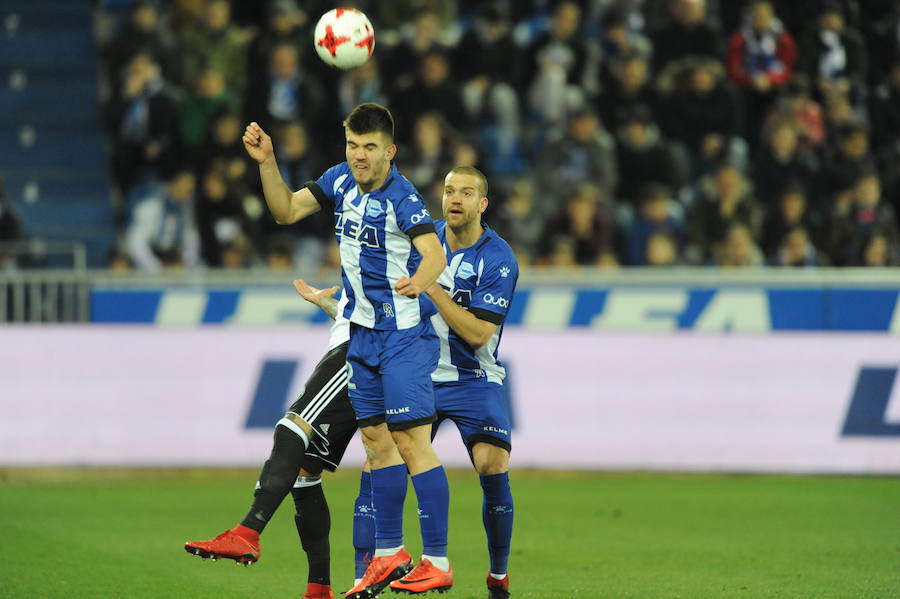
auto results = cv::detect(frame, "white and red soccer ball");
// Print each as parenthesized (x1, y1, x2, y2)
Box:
(314, 8, 375, 69)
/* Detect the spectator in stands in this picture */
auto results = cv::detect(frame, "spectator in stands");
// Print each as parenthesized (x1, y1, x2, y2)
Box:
(869, 59, 900, 150)
(391, 50, 471, 143)
(264, 234, 295, 271)
(539, 235, 578, 267)
(727, 0, 797, 144)
(338, 57, 388, 119)
(105, 53, 180, 203)
(645, 231, 682, 266)
(539, 183, 617, 266)
(194, 165, 262, 267)
(537, 108, 618, 211)
(383, 9, 452, 99)
(797, 1, 866, 106)
(126, 169, 200, 271)
(102, 0, 178, 88)
(453, 2, 522, 157)
(751, 119, 818, 208)
(521, 1, 592, 135)
(765, 75, 825, 151)
(178, 0, 250, 96)
(193, 110, 253, 188)
(378, 0, 457, 34)
(713, 222, 764, 267)
(614, 106, 681, 205)
(652, 0, 725, 73)
(688, 164, 762, 264)
(270, 121, 331, 273)
(400, 113, 453, 192)
(622, 183, 685, 266)
(858, 232, 900, 267)
(660, 57, 745, 178)
(0, 178, 24, 270)
(821, 121, 874, 199)
(827, 169, 900, 266)
(493, 178, 544, 266)
(760, 181, 825, 258)
(770, 226, 829, 267)
(178, 66, 239, 154)
(597, 7, 652, 88)
(243, 42, 326, 135)
(598, 54, 658, 136)
(866, 2, 900, 88)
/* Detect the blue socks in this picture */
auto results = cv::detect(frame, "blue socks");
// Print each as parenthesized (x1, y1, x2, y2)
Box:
(411, 465, 450, 557)
(371, 464, 408, 549)
(352, 471, 375, 579)
(480, 472, 514, 574)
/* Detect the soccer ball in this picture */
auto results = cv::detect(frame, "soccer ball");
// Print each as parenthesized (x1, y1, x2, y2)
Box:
(314, 8, 375, 70)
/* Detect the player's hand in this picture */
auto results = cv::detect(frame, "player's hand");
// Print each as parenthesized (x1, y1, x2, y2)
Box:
(394, 276, 422, 298)
(242, 122, 274, 164)
(293, 279, 340, 307)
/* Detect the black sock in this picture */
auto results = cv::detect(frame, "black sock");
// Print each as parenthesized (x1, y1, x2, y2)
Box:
(240, 423, 308, 533)
(292, 479, 331, 586)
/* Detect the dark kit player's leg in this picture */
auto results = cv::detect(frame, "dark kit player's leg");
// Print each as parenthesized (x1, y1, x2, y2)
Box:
(184, 343, 350, 574)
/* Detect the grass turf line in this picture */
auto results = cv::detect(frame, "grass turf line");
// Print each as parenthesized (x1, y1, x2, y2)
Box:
(1, 469, 898, 598)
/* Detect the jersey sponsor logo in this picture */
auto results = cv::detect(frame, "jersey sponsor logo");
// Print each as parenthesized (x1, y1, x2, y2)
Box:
(499, 265, 510, 278)
(320, 423, 330, 434)
(474, 369, 486, 378)
(410, 208, 430, 224)
(408, 194, 420, 203)
(366, 199, 384, 218)
(483, 425, 508, 435)
(483, 293, 509, 308)
(382, 303, 395, 318)
(335, 214, 380, 248)
(386, 406, 410, 415)
(457, 261, 476, 279)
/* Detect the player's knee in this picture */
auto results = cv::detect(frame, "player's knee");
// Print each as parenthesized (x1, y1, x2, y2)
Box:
(472, 444, 509, 476)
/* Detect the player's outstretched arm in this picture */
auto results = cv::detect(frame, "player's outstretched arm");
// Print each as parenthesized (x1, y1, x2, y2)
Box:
(426, 283, 498, 348)
(395, 232, 447, 298)
(243, 122, 320, 225)
(292, 279, 340, 320)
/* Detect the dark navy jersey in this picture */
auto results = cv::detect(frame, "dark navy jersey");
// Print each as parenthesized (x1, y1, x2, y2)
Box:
(306, 162, 436, 330)
(430, 219, 519, 384)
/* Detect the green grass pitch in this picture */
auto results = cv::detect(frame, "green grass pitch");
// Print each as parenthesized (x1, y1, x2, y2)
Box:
(1, 468, 898, 598)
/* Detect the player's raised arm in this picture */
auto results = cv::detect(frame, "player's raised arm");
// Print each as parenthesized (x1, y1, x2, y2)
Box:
(243, 122, 320, 225)
(426, 283, 498, 348)
(395, 232, 447, 298)
(292, 279, 341, 320)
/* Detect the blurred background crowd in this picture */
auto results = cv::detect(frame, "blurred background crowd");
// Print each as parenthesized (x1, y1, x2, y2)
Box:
(8, 0, 899, 272)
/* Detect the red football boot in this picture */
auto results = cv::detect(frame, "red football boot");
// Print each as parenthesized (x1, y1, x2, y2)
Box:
(486, 573, 510, 599)
(303, 582, 335, 599)
(344, 548, 413, 599)
(388, 558, 454, 594)
(184, 529, 260, 565)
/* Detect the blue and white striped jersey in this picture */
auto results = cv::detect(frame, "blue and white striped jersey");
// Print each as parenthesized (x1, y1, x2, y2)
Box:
(306, 162, 436, 330)
(430, 220, 519, 385)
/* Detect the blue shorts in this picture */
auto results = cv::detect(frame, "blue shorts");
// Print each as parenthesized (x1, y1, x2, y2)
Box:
(433, 381, 512, 453)
(347, 320, 439, 431)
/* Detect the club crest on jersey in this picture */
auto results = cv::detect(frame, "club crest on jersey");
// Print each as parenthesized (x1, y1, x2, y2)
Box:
(366, 199, 383, 218)
(335, 214, 380, 247)
(457, 261, 476, 279)
(499, 266, 510, 278)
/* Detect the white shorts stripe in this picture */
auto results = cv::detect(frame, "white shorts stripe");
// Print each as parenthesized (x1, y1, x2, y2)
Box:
(276, 417, 310, 447)
(296, 366, 348, 424)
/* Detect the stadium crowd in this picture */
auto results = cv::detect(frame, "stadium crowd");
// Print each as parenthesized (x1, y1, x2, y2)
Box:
(89, 0, 900, 270)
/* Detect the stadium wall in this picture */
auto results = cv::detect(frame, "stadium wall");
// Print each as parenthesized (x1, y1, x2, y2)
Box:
(3, 323, 899, 473)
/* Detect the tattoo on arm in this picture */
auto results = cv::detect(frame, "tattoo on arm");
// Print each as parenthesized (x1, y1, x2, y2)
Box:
(320, 297, 339, 320)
